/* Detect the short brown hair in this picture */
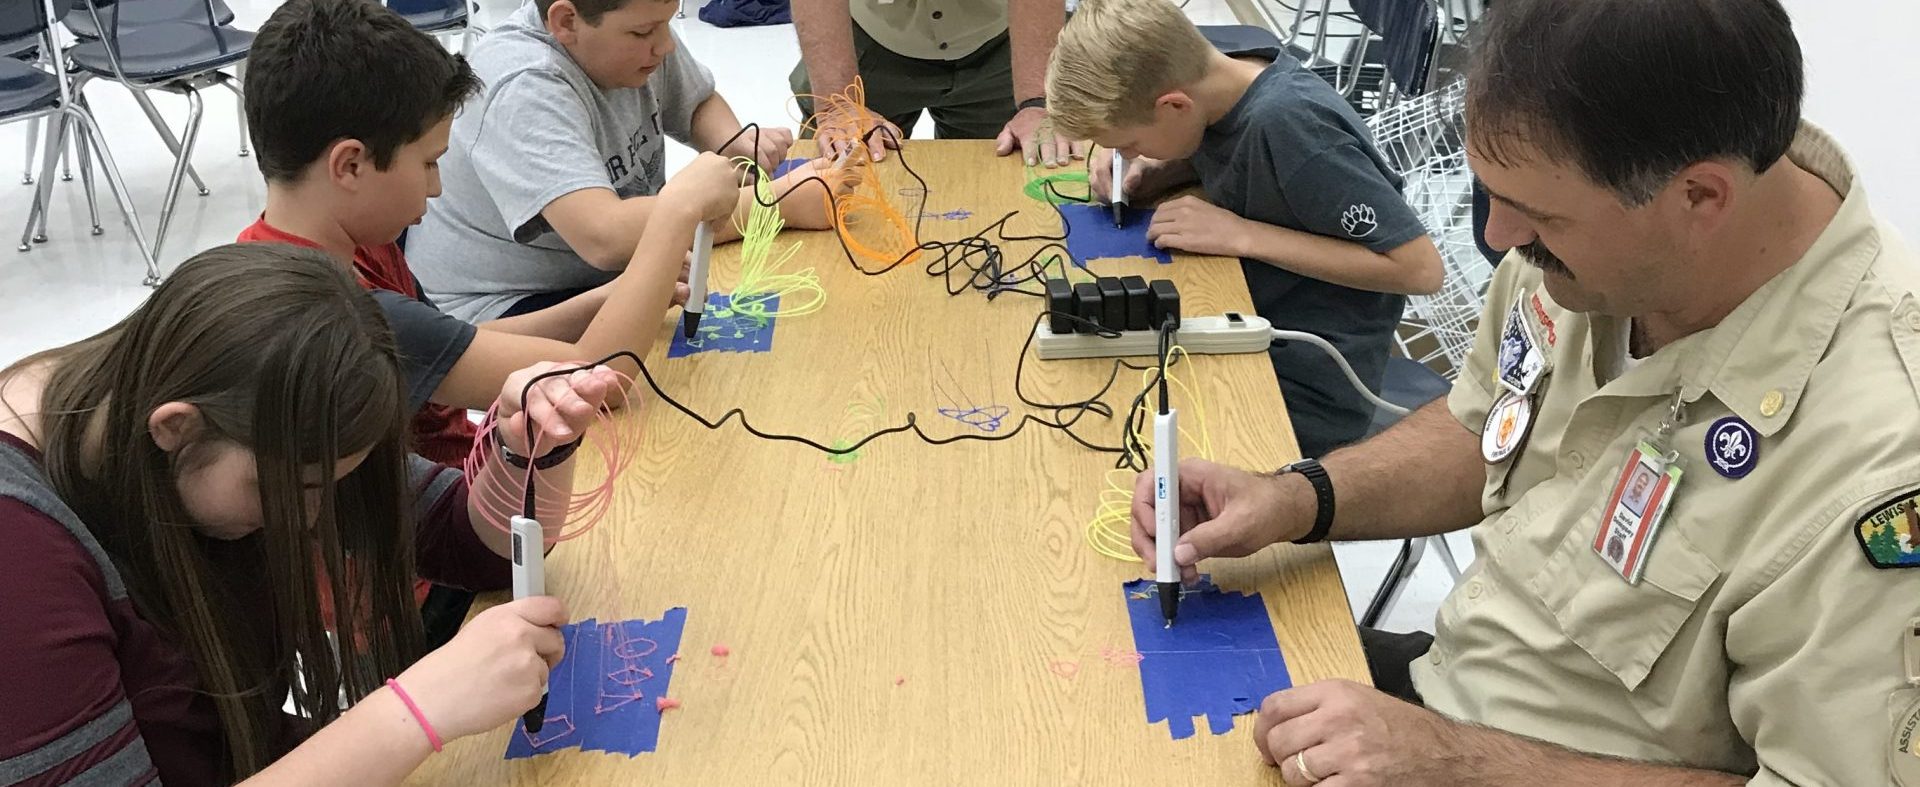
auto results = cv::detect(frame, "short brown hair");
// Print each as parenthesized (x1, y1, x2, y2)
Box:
(1468, 0, 1804, 205)
(246, 0, 481, 183)
(1046, 0, 1214, 139)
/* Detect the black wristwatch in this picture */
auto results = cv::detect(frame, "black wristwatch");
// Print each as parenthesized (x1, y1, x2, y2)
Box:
(497, 426, 583, 471)
(1276, 458, 1335, 544)
(1016, 96, 1047, 112)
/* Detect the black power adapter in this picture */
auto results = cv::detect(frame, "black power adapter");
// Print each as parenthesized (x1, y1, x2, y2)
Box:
(1045, 276, 1180, 335)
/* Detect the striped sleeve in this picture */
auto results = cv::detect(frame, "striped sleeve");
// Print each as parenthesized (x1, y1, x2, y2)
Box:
(0, 497, 158, 787)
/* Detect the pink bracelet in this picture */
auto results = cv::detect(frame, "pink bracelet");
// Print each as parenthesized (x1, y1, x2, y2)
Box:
(385, 678, 443, 753)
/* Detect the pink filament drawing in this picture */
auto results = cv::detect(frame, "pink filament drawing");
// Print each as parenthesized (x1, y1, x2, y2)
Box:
(522, 715, 576, 748)
(595, 625, 662, 714)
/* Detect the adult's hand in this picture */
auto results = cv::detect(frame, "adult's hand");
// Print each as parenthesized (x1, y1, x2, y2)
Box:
(995, 106, 1085, 167)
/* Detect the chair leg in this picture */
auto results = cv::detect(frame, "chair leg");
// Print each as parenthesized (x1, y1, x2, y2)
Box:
(75, 122, 101, 235)
(58, 130, 70, 182)
(31, 114, 76, 244)
(1359, 538, 1428, 628)
(227, 66, 248, 157)
(21, 116, 38, 185)
(68, 106, 160, 285)
(129, 88, 210, 197)
(20, 114, 63, 252)
(1430, 533, 1463, 581)
(151, 87, 204, 263)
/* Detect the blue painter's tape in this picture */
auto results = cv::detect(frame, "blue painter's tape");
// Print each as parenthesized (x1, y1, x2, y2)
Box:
(1058, 203, 1173, 265)
(667, 293, 780, 358)
(505, 607, 690, 759)
(1123, 577, 1291, 740)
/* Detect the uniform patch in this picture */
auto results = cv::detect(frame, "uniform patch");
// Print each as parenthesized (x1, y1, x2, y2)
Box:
(1529, 293, 1558, 347)
(1481, 390, 1533, 464)
(1857, 489, 1920, 568)
(1889, 689, 1920, 785)
(1705, 416, 1759, 479)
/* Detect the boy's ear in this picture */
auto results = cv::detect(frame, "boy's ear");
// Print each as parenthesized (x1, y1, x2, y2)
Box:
(546, 0, 582, 44)
(1154, 91, 1195, 114)
(325, 138, 372, 191)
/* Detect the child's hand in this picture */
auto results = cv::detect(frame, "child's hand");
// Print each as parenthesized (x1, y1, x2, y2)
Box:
(1147, 196, 1252, 259)
(662, 152, 743, 225)
(494, 362, 622, 457)
(719, 126, 795, 178)
(389, 596, 568, 741)
(1089, 148, 1155, 204)
(772, 158, 853, 231)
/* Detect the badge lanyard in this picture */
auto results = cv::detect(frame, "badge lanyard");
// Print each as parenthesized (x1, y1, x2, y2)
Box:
(1592, 388, 1687, 584)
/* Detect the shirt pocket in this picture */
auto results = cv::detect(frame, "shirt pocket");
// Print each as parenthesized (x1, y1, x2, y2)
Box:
(1526, 514, 1722, 692)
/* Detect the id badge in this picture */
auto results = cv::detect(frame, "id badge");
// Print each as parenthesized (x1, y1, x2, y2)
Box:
(1496, 300, 1547, 395)
(1592, 442, 1682, 584)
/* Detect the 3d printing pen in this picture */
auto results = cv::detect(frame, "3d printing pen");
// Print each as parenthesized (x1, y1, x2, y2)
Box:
(680, 220, 715, 338)
(1110, 153, 1127, 228)
(1154, 406, 1181, 627)
(511, 515, 549, 733)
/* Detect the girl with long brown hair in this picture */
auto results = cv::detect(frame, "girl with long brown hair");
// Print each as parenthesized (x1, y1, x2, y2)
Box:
(0, 243, 618, 784)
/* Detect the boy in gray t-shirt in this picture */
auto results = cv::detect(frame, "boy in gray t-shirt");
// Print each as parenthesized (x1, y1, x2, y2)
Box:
(1048, 0, 1444, 457)
(412, 0, 835, 322)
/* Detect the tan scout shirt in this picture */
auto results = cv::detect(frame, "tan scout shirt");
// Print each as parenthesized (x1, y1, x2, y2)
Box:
(850, 0, 1006, 62)
(1412, 124, 1920, 785)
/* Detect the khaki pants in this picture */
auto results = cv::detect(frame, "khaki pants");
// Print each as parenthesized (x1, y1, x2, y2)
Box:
(789, 23, 1016, 141)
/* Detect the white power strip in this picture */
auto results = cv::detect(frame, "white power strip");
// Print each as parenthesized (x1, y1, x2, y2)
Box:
(1034, 312, 1275, 360)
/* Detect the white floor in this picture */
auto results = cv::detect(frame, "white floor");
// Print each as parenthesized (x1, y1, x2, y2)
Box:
(0, 0, 1462, 633)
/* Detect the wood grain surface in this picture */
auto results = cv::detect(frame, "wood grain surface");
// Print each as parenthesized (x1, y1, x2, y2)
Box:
(407, 140, 1368, 786)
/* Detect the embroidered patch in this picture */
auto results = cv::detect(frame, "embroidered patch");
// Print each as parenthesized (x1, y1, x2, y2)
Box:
(1857, 489, 1920, 568)
(1705, 416, 1759, 479)
(1529, 292, 1558, 347)
(1889, 689, 1920, 785)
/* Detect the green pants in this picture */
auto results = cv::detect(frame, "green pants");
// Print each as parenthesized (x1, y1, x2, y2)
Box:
(789, 23, 1016, 140)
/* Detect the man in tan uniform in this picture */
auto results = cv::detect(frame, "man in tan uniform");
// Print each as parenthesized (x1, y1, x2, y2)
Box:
(788, 0, 1078, 166)
(1128, 0, 1920, 784)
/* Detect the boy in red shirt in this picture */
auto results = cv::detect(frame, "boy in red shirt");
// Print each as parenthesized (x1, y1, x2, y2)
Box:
(239, 0, 740, 464)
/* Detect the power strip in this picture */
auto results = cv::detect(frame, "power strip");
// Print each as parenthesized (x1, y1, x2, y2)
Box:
(1035, 312, 1275, 360)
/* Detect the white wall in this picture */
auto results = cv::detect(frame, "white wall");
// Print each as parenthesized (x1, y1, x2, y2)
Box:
(1783, 0, 1919, 240)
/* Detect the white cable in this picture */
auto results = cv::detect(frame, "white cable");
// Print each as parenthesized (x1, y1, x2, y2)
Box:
(1270, 328, 1411, 417)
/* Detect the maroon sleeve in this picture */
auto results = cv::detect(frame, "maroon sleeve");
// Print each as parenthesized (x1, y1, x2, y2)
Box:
(409, 456, 510, 592)
(0, 497, 159, 786)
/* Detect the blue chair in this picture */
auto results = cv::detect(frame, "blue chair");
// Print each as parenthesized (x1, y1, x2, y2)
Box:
(1, 0, 157, 282)
(64, 0, 250, 261)
(61, 0, 233, 39)
(1349, 0, 1443, 98)
(387, 0, 482, 49)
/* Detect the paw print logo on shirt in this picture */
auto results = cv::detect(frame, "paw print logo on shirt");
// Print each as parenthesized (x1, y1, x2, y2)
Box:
(1341, 204, 1378, 238)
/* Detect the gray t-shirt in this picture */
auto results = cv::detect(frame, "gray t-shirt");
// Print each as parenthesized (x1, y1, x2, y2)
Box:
(409, 1, 717, 322)
(1188, 51, 1427, 457)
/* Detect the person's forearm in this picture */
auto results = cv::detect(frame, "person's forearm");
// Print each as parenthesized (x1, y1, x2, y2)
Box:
(572, 204, 704, 372)
(1314, 399, 1486, 542)
(575, 194, 743, 271)
(1455, 722, 1745, 786)
(479, 284, 611, 341)
(240, 688, 431, 786)
(1008, 0, 1064, 103)
(793, 0, 857, 96)
(689, 94, 746, 154)
(1238, 221, 1433, 294)
(470, 439, 581, 558)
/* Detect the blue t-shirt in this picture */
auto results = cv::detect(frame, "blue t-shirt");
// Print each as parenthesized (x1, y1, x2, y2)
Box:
(1188, 52, 1427, 456)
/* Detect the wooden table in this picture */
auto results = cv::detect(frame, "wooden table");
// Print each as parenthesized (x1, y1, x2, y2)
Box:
(409, 140, 1367, 785)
